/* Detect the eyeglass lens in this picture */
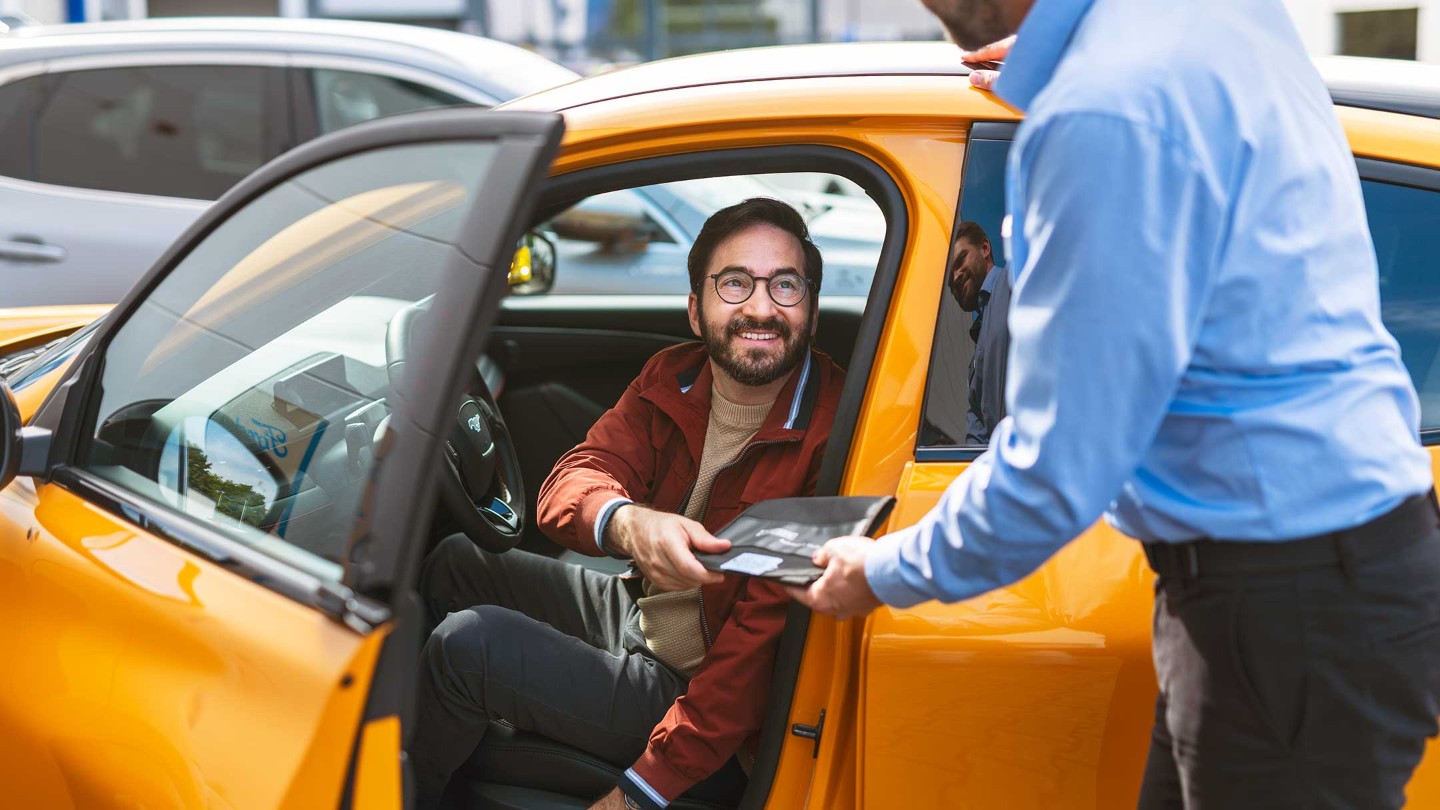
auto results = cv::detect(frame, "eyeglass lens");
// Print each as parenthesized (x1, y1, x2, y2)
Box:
(714, 269, 808, 306)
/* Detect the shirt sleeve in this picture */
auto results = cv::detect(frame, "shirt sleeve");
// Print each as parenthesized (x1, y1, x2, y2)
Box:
(867, 112, 1225, 607)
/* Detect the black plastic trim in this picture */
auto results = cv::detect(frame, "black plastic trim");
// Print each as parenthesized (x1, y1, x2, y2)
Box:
(527, 144, 906, 810)
(915, 446, 986, 463)
(50, 467, 391, 625)
(969, 121, 1020, 140)
(1356, 156, 1440, 191)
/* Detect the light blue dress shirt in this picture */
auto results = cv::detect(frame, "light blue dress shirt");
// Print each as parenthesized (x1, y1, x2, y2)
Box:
(866, 0, 1433, 607)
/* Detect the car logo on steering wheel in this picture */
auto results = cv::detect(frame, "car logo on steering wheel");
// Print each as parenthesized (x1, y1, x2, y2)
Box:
(468, 413, 483, 433)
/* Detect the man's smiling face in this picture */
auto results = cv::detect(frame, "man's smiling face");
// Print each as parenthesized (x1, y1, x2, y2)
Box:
(948, 235, 993, 312)
(688, 222, 815, 388)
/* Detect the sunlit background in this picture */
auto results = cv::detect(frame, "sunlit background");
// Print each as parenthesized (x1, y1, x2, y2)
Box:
(2, 1, 1434, 70)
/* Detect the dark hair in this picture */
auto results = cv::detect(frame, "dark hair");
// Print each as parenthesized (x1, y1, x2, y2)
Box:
(954, 220, 991, 250)
(687, 197, 823, 298)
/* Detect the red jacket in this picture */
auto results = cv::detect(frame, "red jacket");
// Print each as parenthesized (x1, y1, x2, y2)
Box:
(536, 342, 845, 805)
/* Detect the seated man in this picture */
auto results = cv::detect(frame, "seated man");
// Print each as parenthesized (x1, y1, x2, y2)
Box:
(948, 221, 1010, 445)
(411, 197, 847, 810)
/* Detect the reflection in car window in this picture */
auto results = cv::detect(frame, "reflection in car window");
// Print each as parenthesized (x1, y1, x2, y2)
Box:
(0, 74, 51, 181)
(919, 139, 1011, 448)
(532, 172, 885, 296)
(33, 66, 281, 200)
(312, 69, 474, 135)
(1368, 178, 1440, 430)
(81, 141, 498, 581)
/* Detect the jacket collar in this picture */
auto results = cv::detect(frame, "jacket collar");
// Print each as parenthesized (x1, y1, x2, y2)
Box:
(642, 344, 824, 461)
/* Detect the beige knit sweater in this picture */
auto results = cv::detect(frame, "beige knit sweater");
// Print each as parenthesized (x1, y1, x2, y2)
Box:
(637, 389, 773, 676)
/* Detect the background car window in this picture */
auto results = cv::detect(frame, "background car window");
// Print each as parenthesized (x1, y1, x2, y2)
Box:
(919, 138, 1010, 448)
(532, 172, 885, 296)
(312, 69, 474, 134)
(0, 74, 52, 181)
(80, 141, 499, 581)
(32, 65, 278, 201)
(1368, 178, 1440, 431)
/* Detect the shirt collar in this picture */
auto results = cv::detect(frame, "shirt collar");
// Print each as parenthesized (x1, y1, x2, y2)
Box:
(994, 0, 1099, 112)
(980, 263, 1001, 296)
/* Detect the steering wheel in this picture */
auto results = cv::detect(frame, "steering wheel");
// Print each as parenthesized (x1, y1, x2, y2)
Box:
(384, 299, 525, 553)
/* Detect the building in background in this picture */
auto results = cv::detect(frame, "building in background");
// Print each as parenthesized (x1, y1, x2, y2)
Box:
(1283, 0, 1437, 62)
(5, 1, 1433, 67)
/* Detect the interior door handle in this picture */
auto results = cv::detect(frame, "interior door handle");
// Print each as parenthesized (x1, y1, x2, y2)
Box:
(0, 238, 66, 263)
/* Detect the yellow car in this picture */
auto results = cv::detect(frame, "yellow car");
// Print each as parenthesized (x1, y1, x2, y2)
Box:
(2, 42, 1439, 810)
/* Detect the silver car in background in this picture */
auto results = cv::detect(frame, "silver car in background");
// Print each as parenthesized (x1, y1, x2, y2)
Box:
(0, 17, 578, 306)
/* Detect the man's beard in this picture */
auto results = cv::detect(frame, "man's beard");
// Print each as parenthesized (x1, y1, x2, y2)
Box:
(701, 309, 812, 388)
(923, 0, 1013, 50)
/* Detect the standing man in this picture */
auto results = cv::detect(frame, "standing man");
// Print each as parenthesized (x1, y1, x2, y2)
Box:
(412, 197, 846, 810)
(793, 1, 1440, 808)
(947, 221, 1010, 444)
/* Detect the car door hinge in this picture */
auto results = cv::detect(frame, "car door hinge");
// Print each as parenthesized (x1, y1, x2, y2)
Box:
(790, 709, 825, 758)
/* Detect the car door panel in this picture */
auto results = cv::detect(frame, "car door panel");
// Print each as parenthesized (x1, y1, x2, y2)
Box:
(0, 479, 379, 808)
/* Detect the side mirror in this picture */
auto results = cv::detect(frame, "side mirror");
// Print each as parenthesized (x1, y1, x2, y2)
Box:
(0, 382, 51, 490)
(508, 230, 556, 296)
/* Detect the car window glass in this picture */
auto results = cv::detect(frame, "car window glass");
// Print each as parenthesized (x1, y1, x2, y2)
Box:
(532, 172, 884, 296)
(1367, 178, 1440, 431)
(33, 65, 276, 200)
(313, 69, 474, 135)
(918, 138, 1011, 448)
(80, 141, 499, 582)
(0, 74, 50, 180)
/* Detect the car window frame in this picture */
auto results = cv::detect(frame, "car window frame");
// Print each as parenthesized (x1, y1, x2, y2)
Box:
(24, 108, 564, 628)
(288, 55, 497, 144)
(525, 143, 908, 810)
(1356, 154, 1440, 446)
(0, 52, 292, 201)
(915, 121, 1017, 464)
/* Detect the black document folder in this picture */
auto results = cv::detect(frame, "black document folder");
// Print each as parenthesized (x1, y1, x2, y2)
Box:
(697, 495, 896, 586)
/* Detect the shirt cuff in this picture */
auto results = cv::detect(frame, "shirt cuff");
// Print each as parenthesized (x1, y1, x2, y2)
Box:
(594, 497, 634, 556)
(619, 767, 669, 809)
(864, 530, 934, 609)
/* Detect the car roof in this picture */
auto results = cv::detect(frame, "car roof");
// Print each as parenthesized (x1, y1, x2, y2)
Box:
(507, 41, 1440, 122)
(1, 17, 579, 102)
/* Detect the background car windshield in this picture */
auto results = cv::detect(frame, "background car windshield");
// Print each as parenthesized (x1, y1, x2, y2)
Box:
(81, 141, 499, 582)
(533, 171, 884, 296)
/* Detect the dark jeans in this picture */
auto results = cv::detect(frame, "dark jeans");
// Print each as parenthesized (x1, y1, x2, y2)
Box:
(411, 535, 688, 809)
(1138, 495, 1440, 809)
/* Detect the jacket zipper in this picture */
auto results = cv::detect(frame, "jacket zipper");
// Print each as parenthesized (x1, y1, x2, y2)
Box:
(692, 436, 798, 650)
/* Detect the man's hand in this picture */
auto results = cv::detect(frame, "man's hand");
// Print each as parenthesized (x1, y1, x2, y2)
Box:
(961, 35, 1015, 91)
(588, 787, 629, 810)
(786, 536, 884, 620)
(607, 504, 730, 591)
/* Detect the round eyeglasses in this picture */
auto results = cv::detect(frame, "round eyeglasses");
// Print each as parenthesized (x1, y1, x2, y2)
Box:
(709, 269, 813, 307)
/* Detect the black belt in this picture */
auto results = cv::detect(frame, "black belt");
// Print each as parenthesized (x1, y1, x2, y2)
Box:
(1142, 490, 1440, 579)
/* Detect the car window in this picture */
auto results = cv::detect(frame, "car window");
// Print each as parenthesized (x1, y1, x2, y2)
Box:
(532, 172, 885, 296)
(917, 145, 1440, 448)
(312, 69, 474, 135)
(918, 138, 1010, 448)
(31, 65, 279, 201)
(79, 140, 500, 581)
(1367, 178, 1440, 431)
(0, 74, 51, 181)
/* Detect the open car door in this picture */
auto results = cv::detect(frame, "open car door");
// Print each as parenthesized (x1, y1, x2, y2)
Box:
(0, 108, 562, 808)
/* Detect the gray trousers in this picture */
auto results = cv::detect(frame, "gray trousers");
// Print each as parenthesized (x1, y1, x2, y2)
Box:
(1138, 496, 1440, 809)
(411, 535, 688, 808)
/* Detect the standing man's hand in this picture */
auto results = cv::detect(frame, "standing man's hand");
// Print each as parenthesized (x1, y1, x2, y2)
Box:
(961, 35, 1015, 91)
(786, 536, 884, 620)
(607, 505, 730, 591)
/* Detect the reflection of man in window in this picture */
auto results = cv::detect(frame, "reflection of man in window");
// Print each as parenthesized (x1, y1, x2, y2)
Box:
(948, 221, 1010, 444)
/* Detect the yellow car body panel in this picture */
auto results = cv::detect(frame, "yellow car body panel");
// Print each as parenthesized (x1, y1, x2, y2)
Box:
(0, 477, 384, 807)
(1, 45, 1438, 810)
(0, 305, 109, 349)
